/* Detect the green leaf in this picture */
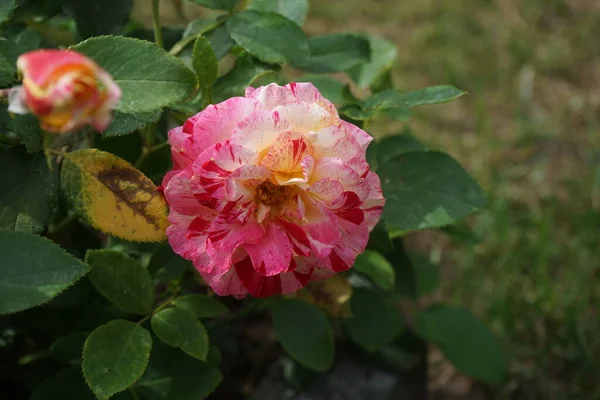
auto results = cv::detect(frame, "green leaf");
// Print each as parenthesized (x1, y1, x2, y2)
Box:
(0, 0, 16, 24)
(271, 299, 334, 372)
(50, 332, 88, 364)
(83, 320, 152, 400)
(151, 307, 209, 361)
(0, 146, 58, 233)
(173, 294, 227, 318)
(147, 244, 192, 284)
(227, 10, 310, 65)
(371, 133, 427, 169)
(102, 110, 162, 137)
(0, 230, 89, 315)
(63, 0, 133, 39)
(188, 0, 237, 10)
(348, 35, 397, 88)
(73, 36, 198, 114)
(410, 254, 440, 297)
(415, 305, 507, 384)
(213, 53, 279, 103)
(379, 151, 487, 232)
(0, 106, 41, 152)
(182, 17, 223, 39)
(365, 86, 466, 110)
(192, 36, 218, 90)
(393, 85, 467, 106)
(135, 341, 222, 400)
(30, 367, 95, 400)
(204, 24, 234, 60)
(353, 250, 395, 290)
(341, 106, 373, 121)
(85, 249, 154, 315)
(301, 33, 371, 73)
(344, 289, 404, 352)
(0, 38, 17, 88)
(248, 0, 309, 26)
(366, 220, 393, 254)
(297, 76, 344, 105)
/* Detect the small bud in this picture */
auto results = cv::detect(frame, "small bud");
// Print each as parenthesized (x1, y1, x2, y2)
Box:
(9, 49, 121, 134)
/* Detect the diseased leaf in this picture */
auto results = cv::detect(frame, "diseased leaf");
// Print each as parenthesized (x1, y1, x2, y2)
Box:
(300, 33, 371, 73)
(0, 146, 58, 233)
(63, 0, 133, 39)
(83, 320, 152, 400)
(73, 36, 198, 113)
(227, 10, 310, 66)
(344, 289, 404, 352)
(0, 230, 89, 315)
(415, 305, 507, 384)
(271, 299, 334, 372)
(353, 250, 395, 290)
(249, 0, 309, 26)
(85, 249, 154, 315)
(151, 308, 209, 361)
(379, 151, 487, 232)
(135, 341, 222, 400)
(61, 149, 169, 242)
(173, 294, 227, 319)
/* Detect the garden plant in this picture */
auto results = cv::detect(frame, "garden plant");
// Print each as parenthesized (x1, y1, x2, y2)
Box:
(0, 0, 507, 398)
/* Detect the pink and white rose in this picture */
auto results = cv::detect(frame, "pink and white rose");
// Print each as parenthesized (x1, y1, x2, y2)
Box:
(162, 82, 384, 298)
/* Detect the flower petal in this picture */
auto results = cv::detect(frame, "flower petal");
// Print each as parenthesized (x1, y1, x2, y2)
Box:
(230, 109, 291, 153)
(244, 223, 293, 276)
(185, 97, 261, 155)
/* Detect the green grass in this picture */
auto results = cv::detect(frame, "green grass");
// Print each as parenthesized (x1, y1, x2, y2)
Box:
(308, 0, 600, 398)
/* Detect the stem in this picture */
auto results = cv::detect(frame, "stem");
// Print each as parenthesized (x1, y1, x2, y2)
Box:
(151, 0, 164, 49)
(134, 141, 169, 169)
(50, 214, 77, 235)
(129, 389, 141, 400)
(203, 87, 213, 107)
(137, 294, 178, 325)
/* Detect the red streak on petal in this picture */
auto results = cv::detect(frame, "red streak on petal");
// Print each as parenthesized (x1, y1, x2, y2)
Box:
(329, 250, 350, 272)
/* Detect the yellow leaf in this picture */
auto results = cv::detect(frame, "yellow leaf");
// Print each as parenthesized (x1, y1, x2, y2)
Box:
(61, 149, 169, 242)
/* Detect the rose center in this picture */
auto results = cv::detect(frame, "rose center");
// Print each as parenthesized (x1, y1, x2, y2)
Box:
(256, 180, 295, 207)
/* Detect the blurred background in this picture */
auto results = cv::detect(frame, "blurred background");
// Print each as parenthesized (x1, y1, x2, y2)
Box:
(136, 1, 600, 398)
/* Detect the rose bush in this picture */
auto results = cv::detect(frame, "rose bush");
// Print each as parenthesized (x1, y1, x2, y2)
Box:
(0, 0, 506, 399)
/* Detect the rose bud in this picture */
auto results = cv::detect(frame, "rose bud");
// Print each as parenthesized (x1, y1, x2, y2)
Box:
(8, 49, 121, 134)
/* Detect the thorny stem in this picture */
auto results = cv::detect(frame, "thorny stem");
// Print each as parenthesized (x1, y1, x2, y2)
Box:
(151, 0, 164, 49)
